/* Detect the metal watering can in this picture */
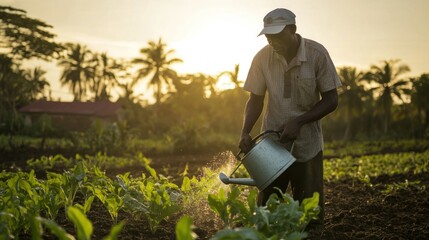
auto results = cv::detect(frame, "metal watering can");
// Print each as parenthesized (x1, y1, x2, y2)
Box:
(219, 130, 296, 191)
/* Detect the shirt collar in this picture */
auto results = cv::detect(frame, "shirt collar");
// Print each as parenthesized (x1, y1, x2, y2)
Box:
(296, 34, 307, 63)
(272, 34, 307, 64)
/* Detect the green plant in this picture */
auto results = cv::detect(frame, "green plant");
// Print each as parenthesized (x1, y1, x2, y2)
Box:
(324, 150, 429, 182)
(27, 154, 71, 170)
(208, 187, 320, 240)
(93, 183, 123, 224)
(122, 164, 181, 233)
(52, 162, 87, 213)
(88, 166, 124, 224)
(32, 206, 124, 240)
(175, 215, 198, 240)
(67, 206, 93, 240)
(180, 167, 222, 210)
(40, 176, 65, 220)
(0, 170, 44, 236)
(33, 216, 75, 240)
(381, 180, 426, 194)
(208, 186, 256, 227)
(211, 227, 267, 240)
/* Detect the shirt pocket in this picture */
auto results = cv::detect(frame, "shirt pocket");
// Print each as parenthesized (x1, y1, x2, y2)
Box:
(293, 76, 318, 110)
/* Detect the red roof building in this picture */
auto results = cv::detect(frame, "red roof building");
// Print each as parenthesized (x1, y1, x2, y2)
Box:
(19, 100, 124, 131)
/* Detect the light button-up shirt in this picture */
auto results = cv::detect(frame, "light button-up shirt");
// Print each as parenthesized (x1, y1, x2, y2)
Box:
(244, 35, 341, 162)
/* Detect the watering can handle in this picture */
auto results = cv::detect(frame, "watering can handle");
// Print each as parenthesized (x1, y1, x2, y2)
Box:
(231, 130, 293, 177)
(235, 130, 282, 161)
(255, 130, 295, 154)
(254, 130, 282, 142)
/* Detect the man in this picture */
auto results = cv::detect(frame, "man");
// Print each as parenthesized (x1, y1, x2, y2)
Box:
(239, 8, 341, 228)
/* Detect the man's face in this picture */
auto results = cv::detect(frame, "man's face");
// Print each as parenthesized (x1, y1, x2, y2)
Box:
(265, 27, 294, 56)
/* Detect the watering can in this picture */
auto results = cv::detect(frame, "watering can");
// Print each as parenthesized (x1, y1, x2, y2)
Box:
(219, 130, 295, 191)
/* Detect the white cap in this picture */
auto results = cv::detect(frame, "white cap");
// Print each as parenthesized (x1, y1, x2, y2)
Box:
(258, 8, 296, 36)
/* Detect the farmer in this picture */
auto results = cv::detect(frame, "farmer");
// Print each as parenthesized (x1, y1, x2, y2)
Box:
(238, 8, 341, 232)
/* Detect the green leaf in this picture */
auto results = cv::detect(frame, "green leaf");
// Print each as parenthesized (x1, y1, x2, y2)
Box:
(122, 194, 149, 214)
(211, 227, 266, 240)
(73, 162, 86, 181)
(286, 232, 308, 240)
(102, 221, 125, 240)
(38, 217, 75, 240)
(208, 190, 228, 224)
(83, 196, 95, 214)
(67, 206, 93, 240)
(175, 215, 197, 240)
(181, 176, 191, 192)
(247, 189, 258, 214)
(146, 165, 158, 180)
(116, 173, 131, 190)
(30, 215, 43, 240)
(301, 192, 319, 213)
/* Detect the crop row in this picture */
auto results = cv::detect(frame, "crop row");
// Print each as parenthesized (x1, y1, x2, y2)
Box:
(2, 150, 427, 239)
(1, 154, 320, 239)
(324, 150, 429, 182)
(323, 139, 429, 157)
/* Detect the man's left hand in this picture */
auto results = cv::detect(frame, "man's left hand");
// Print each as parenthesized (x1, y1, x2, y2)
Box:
(279, 118, 301, 143)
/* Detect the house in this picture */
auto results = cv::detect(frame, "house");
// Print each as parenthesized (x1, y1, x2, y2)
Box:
(19, 100, 124, 131)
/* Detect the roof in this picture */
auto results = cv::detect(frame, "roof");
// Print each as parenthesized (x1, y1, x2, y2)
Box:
(19, 100, 122, 117)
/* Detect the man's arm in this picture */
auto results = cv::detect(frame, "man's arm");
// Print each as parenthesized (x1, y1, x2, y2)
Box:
(280, 88, 338, 142)
(239, 93, 265, 152)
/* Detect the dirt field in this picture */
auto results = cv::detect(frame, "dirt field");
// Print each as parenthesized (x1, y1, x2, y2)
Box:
(100, 153, 429, 239)
(11, 152, 429, 239)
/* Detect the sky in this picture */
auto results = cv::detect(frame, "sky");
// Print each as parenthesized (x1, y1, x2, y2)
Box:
(2, 0, 429, 102)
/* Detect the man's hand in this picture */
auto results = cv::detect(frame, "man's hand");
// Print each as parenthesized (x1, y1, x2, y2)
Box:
(279, 118, 302, 143)
(239, 133, 253, 154)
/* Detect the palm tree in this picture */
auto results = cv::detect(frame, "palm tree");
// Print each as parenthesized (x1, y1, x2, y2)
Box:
(178, 73, 218, 98)
(174, 73, 206, 100)
(132, 38, 182, 104)
(58, 43, 95, 101)
(115, 61, 144, 104)
(364, 59, 411, 133)
(411, 73, 429, 136)
(218, 64, 242, 88)
(25, 67, 50, 101)
(205, 75, 218, 97)
(337, 67, 367, 140)
(91, 52, 118, 101)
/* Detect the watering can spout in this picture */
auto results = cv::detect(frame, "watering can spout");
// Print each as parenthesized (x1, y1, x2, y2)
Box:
(219, 172, 256, 186)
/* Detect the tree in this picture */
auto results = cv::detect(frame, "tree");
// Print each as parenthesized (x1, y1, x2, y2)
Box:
(0, 55, 42, 112)
(175, 73, 218, 98)
(132, 38, 183, 104)
(58, 43, 95, 101)
(0, 5, 63, 61)
(115, 60, 145, 104)
(337, 67, 367, 140)
(170, 73, 206, 102)
(411, 73, 429, 136)
(364, 59, 411, 134)
(90, 52, 119, 101)
(25, 66, 50, 101)
(218, 64, 242, 88)
(0, 55, 31, 146)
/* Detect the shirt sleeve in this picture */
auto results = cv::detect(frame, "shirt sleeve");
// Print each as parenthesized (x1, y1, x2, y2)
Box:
(316, 49, 342, 93)
(243, 51, 267, 96)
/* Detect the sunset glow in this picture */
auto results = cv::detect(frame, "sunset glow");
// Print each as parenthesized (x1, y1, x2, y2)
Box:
(2, 0, 429, 101)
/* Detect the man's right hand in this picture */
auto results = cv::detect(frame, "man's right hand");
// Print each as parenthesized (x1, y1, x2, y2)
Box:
(239, 133, 253, 154)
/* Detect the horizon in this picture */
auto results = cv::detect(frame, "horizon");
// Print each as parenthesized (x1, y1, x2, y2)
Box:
(2, 0, 429, 102)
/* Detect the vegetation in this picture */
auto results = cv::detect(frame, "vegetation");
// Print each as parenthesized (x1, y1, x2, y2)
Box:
(1, 5, 428, 239)
(1, 139, 428, 239)
(132, 38, 183, 104)
(1, 5, 428, 156)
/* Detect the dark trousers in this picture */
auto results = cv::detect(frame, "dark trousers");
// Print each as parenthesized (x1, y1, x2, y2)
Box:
(257, 151, 324, 223)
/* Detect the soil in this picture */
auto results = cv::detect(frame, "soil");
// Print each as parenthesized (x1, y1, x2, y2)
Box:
(7, 151, 429, 240)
